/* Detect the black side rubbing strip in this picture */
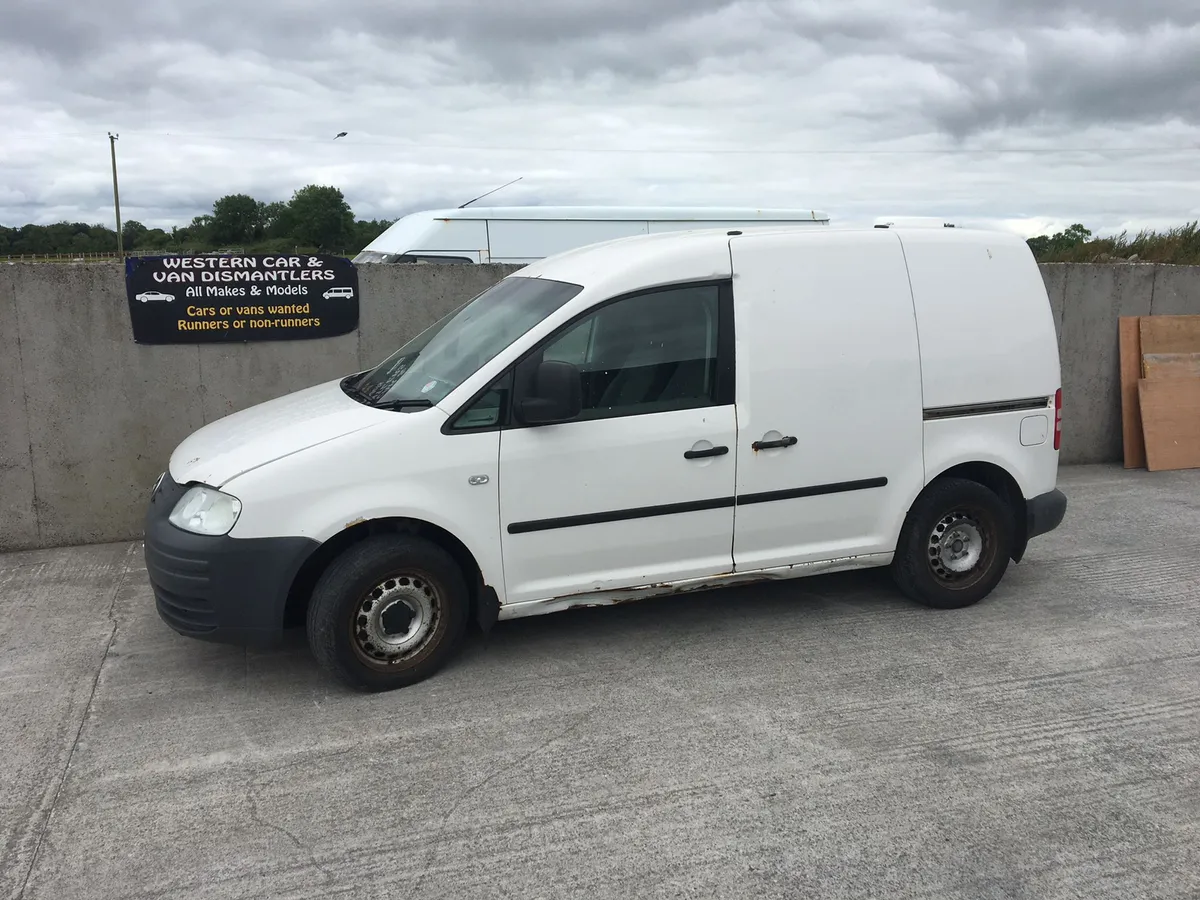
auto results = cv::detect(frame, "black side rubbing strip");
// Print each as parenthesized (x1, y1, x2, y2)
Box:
(507, 496, 736, 534)
(506, 477, 888, 534)
(924, 397, 1051, 421)
(736, 477, 889, 507)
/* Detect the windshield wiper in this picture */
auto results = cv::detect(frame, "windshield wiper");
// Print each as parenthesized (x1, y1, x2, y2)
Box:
(341, 374, 433, 411)
(340, 373, 372, 404)
(373, 398, 434, 411)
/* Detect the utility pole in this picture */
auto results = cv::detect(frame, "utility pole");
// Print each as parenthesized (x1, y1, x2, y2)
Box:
(108, 132, 123, 257)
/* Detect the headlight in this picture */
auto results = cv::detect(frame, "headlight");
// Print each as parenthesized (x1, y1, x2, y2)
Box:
(169, 485, 242, 535)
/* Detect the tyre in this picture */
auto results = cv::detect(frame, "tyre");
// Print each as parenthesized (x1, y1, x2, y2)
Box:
(306, 534, 470, 692)
(891, 477, 1015, 610)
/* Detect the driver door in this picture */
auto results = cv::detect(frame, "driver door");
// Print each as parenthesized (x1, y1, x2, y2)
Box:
(496, 282, 738, 607)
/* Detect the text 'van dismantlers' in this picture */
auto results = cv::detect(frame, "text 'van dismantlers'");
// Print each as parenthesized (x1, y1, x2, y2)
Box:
(154, 269, 337, 285)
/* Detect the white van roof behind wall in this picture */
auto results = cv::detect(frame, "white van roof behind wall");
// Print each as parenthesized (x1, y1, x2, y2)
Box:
(426, 206, 831, 222)
(354, 206, 833, 265)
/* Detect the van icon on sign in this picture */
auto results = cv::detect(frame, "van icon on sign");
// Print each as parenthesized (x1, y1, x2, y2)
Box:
(323, 286, 355, 300)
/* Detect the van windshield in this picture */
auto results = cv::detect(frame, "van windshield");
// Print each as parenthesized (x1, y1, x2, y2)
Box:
(352, 250, 402, 264)
(347, 276, 584, 409)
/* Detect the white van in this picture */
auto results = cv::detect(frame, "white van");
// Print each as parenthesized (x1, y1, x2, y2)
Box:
(145, 225, 1067, 692)
(352, 206, 830, 265)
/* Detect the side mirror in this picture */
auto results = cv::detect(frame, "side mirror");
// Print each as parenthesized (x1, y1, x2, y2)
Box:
(516, 359, 582, 425)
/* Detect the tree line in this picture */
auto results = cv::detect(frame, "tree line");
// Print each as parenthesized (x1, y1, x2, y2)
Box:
(4, 192, 1198, 265)
(0, 185, 394, 257)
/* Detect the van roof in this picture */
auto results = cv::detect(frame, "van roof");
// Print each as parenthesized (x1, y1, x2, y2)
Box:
(517, 224, 1027, 299)
(414, 206, 831, 222)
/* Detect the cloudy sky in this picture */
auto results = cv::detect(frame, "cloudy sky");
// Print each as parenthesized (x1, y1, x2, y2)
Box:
(2, 0, 1198, 237)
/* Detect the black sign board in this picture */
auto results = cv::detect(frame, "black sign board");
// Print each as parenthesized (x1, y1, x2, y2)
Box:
(125, 254, 359, 343)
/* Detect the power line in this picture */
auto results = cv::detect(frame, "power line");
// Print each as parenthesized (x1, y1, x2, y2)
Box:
(13, 129, 1200, 156)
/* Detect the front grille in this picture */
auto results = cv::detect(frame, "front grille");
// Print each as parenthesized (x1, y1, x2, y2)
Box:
(154, 586, 218, 635)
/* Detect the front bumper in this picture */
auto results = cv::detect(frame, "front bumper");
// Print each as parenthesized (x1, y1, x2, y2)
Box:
(144, 473, 318, 647)
(1027, 488, 1068, 540)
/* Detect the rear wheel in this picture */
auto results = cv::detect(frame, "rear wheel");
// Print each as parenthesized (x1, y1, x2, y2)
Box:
(892, 477, 1015, 610)
(307, 534, 469, 691)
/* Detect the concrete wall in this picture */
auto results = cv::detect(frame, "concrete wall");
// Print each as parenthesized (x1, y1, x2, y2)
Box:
(1, 261, 1198, 551)
(0, 263, 520, 552)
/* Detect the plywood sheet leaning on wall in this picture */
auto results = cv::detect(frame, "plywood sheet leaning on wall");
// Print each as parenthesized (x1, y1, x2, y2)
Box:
(1138, 379, 1200, 471)
(1139, 315, 1200, 355)
(1118, 317, 1146, 468)
(1142, 353, 1200, 380)
(1134, 314, 1200, 472)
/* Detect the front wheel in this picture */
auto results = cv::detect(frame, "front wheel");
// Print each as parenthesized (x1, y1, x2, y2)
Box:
(891, 477, 1015, 610)
(307, 534, 469, 691)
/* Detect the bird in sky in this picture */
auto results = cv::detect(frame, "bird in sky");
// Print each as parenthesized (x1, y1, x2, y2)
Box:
(334, 132, 348, 139)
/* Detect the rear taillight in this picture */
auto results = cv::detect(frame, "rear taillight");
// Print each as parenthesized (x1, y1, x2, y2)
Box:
(1053, 388, 1062, 450)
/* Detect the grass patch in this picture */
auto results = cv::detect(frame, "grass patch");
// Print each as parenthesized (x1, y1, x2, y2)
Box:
(1030, 222, 1200, 264)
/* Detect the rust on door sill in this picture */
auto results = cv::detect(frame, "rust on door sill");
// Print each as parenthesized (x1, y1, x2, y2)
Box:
(496, 553, 890, 621)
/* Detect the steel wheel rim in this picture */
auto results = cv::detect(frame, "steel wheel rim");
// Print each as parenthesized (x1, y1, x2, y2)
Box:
(927, 509, 992, 586)
(351, 571, 440, 666)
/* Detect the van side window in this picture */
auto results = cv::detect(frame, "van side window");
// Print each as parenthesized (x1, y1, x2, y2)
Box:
(542, 318, 594, 366)
(541, 285, 722, 421)
(450, 373, 512, 430)
(452, 387, 504, 429)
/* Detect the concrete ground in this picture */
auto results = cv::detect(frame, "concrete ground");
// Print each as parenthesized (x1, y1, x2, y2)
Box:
(2, 465, 1198, 900)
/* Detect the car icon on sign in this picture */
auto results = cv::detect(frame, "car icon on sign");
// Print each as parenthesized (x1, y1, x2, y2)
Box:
(136, 290, 175, 303)
(323, 286, 355, 299)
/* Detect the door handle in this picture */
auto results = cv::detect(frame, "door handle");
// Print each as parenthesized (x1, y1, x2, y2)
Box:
(752, 435, 798, 451)
(684, 445, 729, 460)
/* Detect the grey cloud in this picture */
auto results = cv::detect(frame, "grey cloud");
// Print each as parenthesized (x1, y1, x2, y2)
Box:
(1, 0, 739, 66)
(969, 0, 1200, 29)
(11, 0, 1200, 136)
(923, 23, 1200, 137)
